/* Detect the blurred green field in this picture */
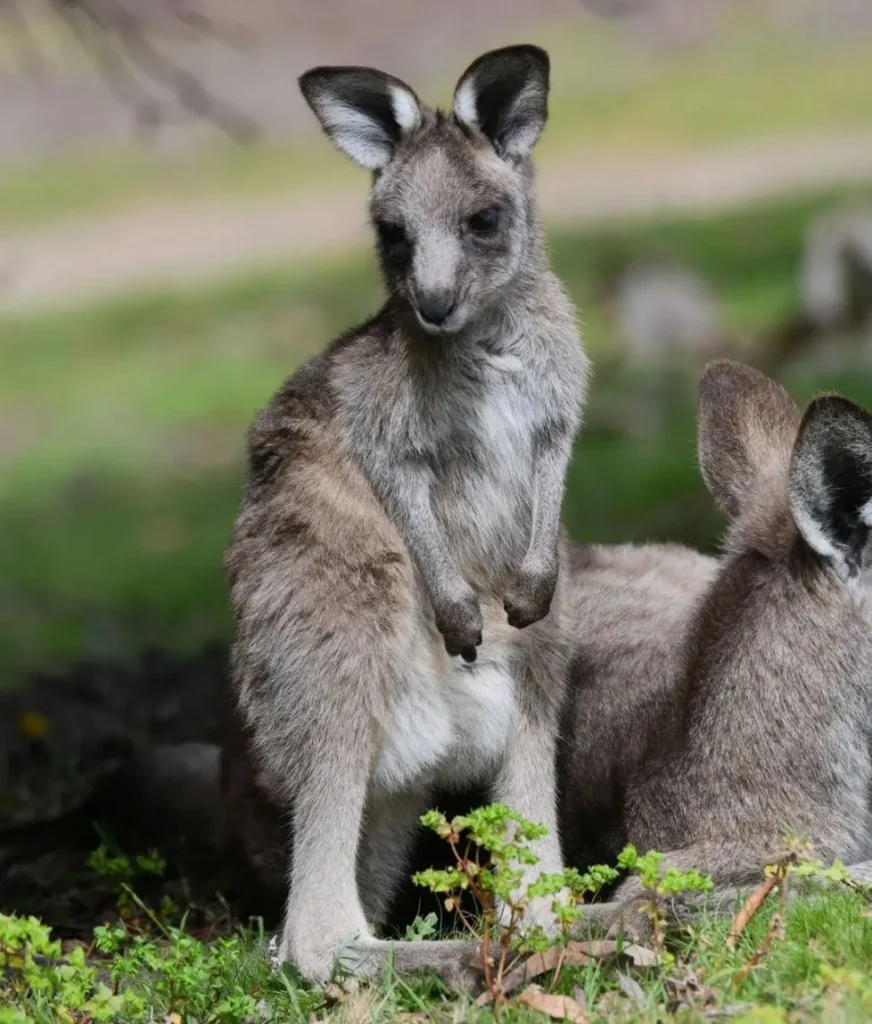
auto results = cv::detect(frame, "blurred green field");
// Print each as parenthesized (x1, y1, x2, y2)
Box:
(2, 8, 872, 229)
(4, 183, 872, 684)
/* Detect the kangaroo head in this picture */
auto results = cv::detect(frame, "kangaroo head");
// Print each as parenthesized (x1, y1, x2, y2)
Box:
(697, 359, 872, 586)
(299, 46, 550, 336)
(682, 360, 872, 718)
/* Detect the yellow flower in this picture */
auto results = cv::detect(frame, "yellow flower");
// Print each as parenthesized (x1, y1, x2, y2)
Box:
(18, 711, 49, 738)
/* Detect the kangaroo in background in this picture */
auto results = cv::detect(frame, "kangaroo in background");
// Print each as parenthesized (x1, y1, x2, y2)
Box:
(558, 540, 717, 872)
(562, 360, 872, 934)
(223, 45, 587, 984)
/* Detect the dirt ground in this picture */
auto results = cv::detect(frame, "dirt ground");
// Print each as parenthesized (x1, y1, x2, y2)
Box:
(3, 0, 872, 308)
(4, 129, 872, 312)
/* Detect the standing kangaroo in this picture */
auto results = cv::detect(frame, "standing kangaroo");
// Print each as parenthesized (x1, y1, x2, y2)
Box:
(223, 46, 587, 983)
(562, 360, 872, 934)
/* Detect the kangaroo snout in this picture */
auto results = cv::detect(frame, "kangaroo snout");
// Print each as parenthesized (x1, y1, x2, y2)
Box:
(414, 288, 458, 330)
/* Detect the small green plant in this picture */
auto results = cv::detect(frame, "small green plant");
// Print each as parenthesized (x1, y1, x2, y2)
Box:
(817, 963, 872, 1020)
(780, 838, 872, 899)
(0, 842, 329, 1023)
(87, 843, 179, 932)
(1, 910, 325, 1023)
(412, 803, 618, 1006)
(86, 845, 166, 880)
(0, 909, 325, 1023)
(0, 912, 145, 1023)
(616, 845, 714, 957)
(403, 912, 439, 941)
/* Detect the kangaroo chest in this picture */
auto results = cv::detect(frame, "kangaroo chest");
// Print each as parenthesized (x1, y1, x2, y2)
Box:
(429, 353, 543, 576)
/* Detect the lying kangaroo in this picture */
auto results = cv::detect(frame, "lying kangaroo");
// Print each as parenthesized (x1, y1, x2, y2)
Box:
(562, 360, 872, 931)
(224, 45, 587, 984)
(558, 540, 717, 873)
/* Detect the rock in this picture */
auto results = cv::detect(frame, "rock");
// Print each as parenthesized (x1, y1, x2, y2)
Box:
(115, 742, 225, 852)
(0, 644, 228, 830)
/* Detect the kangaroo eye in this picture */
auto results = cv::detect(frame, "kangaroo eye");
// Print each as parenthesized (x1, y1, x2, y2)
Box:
(468, 208, 500, 235)
(377, 220, 408, 248)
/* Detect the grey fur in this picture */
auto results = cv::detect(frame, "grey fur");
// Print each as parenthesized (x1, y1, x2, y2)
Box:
(561, 361, 872, 937)
(558, 540, 718, 871)
(223, 46, 587, 984)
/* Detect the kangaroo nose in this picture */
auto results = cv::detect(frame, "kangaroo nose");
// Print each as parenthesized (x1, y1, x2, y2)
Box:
(416, 290, 457, 326)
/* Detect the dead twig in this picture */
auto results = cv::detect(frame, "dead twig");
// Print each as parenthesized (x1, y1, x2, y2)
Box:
(475, 943, 593, 1005)
(474, 938, 659, 1006)
(6, 0, 258, 142)
(732, 911, 785, 986)
(726, 872, 779, 951)
(0, 0, 45, 75)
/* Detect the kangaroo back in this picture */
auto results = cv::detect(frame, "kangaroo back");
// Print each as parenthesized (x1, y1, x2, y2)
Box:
(558, 540, 717, 869)
(568, 363, 872, 942)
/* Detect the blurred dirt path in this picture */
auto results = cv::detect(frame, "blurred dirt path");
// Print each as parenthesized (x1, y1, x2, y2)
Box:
(4, 129, 872, 312)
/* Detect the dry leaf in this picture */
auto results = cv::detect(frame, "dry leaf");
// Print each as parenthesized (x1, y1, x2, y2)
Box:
(166, 1015, 182, 1024)
(322, 979, 361, 1006)
(477, 944, 594, 1003)
(476, 938, 650, 1008)
(569, 939, 619, 958)
(517, 984, 588, 1022)
(666, 968, 719, 1013)
(622, 943, 659, 967)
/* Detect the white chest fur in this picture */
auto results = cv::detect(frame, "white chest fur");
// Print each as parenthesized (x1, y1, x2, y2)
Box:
(432, 350, 542, 575)
(462, 350, 537, 463)
(372, 641, 517, 795)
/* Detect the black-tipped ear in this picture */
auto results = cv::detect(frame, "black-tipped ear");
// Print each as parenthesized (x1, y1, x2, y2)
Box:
(452, 45, 549, 158)
(696, 360, 801, 519)
(790, 395, 872, 573)
(299, 65, 422, 170)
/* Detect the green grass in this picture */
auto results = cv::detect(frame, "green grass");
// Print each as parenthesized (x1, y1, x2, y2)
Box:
(2, 9, 872, 229)
(8, 890, 872, 1022)
(541, 13, 872, 158)
(5, 835, 872, 1023)
(4, 183, 872, 683)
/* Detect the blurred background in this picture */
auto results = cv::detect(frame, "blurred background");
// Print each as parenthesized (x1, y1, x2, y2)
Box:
(3, 0, 872, 926)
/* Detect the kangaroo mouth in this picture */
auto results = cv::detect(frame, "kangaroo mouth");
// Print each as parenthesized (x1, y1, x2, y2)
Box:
(411, 299, 466, 337)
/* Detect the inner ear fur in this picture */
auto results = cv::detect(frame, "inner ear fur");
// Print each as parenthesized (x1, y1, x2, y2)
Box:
(452, 45, 550, 158)
(789, 394, 872, 570)
(299, 65, 423, 170)
(696, 360, 801, 520)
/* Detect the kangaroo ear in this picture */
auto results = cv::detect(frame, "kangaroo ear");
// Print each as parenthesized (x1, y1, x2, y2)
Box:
(299, 65, 422, 170)
(452, 45, 549, 158)
(696, 360, 801, 520)
(790, 395, 872, 574)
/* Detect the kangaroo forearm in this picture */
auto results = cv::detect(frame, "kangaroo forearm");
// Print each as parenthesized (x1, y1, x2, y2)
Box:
(375, 465, 467, 598)
(523, 436, 572, 570)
